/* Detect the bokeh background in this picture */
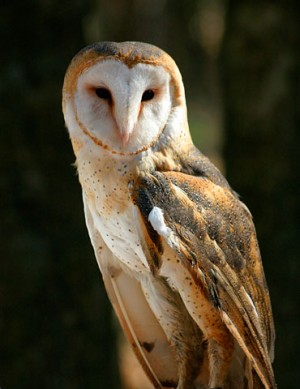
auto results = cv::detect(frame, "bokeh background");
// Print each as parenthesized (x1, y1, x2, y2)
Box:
(1, 0, 299, 388)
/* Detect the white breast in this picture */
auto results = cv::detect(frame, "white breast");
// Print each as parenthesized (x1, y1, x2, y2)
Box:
(77, 148, 150, 275)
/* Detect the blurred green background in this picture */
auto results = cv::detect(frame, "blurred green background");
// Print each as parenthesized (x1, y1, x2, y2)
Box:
(1, 0, 299, 388)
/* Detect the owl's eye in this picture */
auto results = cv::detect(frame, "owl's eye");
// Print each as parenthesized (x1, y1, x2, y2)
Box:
(141, 89, 155, 102)
(95, 88, 112, 101)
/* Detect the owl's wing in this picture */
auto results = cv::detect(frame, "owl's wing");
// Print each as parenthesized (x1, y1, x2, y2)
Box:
(82, 194, 179, 389)
(131, 165, 275, 388)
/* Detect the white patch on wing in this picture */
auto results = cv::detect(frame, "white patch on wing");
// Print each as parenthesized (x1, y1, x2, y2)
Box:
(148, 207, 181, 253)
(242, 287, 259, 321)
(148, 207, 172, 238)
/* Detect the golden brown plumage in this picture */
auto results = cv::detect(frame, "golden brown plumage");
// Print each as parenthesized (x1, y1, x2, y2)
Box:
(63, 41, 276, 388)
(132, 145, 275, 388)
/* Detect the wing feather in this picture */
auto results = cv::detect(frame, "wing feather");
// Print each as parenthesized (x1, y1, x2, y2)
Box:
(132, 168, 276, 388)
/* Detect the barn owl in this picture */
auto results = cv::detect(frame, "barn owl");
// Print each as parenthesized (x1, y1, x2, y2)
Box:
(62, 41, 276, 389)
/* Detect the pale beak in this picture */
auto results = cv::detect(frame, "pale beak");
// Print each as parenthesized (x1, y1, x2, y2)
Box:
(118, 119, 136, 147)
(120, 129, 131, 147)
(114, 96, 139, 147)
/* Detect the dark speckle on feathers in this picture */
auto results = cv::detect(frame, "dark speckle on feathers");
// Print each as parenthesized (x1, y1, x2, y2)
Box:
(136, 186, 154, 218)
(132, 161, 275, 387)
(134, 169, 250, 275)
(140, 341, 155, 353)
(209, 285, 220, 308)
(178, 145, 230, 189)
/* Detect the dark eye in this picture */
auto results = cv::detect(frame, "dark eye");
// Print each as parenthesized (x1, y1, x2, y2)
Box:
(141, 89, 155, 102)
(95, 87, 112, 101)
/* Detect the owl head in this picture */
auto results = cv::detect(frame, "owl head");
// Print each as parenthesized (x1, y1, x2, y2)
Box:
(62, 41, 191, 157)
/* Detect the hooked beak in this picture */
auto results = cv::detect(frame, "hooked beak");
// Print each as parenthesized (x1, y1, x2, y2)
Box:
(116, 115, 138, 147)
(119, 128, 132, 147)
(114, 94, 139, 148)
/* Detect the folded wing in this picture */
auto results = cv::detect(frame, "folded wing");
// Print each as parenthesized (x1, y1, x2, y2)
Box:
(131, 166, 276, 388)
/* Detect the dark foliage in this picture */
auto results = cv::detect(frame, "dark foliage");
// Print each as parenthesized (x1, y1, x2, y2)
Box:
(221, 1, 300, 387)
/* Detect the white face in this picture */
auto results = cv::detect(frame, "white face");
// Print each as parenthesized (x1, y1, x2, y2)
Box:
(74, 59, 173, 154)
